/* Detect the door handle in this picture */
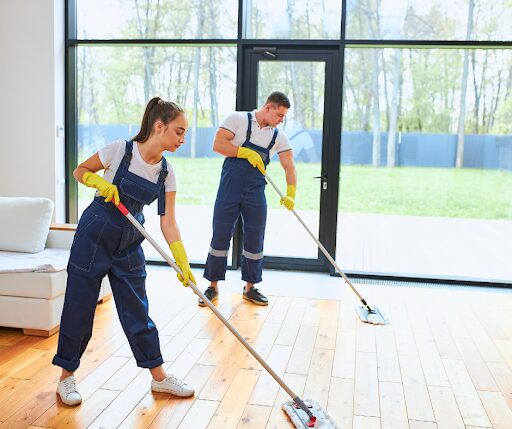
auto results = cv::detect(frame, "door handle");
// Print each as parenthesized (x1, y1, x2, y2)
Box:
(314, 174, 328, 190)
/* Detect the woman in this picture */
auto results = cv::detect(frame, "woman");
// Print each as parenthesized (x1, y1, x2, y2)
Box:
(53, 97, 196, 405)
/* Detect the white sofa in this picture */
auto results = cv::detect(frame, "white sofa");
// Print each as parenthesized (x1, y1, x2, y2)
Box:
(0, 197, 111, 336)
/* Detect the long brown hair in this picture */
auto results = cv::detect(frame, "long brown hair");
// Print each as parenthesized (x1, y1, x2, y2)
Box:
(132, 97, 184, 143)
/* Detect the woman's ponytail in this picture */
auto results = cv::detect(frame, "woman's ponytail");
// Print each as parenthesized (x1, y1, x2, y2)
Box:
(132, 97, 184, 142)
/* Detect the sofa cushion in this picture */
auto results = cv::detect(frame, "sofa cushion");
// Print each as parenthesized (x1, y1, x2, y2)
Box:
(0, 197, 54, 253)
(0, 249, 69, 273)
(0, 271, 67, 299)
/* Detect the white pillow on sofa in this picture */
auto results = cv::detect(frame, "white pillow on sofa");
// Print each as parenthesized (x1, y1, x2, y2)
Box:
(0, 197, 54, 253)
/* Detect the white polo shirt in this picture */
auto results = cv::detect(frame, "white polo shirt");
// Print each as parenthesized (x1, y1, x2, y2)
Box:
(98, 140, 177, 192)
(220, 110, 291, 158)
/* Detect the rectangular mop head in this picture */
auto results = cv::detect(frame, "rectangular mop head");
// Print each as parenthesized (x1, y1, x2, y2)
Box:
(282, 399, 339, 428)
(356, 305, 389, 325)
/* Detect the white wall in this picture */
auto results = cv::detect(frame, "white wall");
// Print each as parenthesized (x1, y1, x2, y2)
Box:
(0, 0, 65, 222)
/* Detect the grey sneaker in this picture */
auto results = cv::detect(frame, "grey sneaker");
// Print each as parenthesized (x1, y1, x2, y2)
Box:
(151, 374, 195, 397)
(57, 375, 82, 406)
(243, 287, 268, 306)
(198, 286, 219, 307)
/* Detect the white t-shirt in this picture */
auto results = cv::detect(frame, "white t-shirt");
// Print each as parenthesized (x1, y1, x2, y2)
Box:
(98, 140, 177, 193)
(220, 110, 291, 158)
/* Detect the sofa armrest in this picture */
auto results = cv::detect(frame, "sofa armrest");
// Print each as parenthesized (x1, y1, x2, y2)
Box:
(45, 224, 77, 249)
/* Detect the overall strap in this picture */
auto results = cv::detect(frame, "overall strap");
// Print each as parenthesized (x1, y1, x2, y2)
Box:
(244, 112, 252, 144)
(157, 156, 169, 184)
(157, 156, 168, 216)
(112, 140, 133, 185)
(120, 140, 134, 172)
(267, 129, 278, 153)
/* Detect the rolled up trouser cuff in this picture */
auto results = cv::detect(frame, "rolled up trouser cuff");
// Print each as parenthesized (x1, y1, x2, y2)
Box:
(52, 354, 80, 373)
(242, 275, 262, 284)
(136, 355, 164, 369)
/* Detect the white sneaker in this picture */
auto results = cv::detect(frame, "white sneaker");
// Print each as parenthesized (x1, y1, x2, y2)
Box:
(57, 375, 82, 406)
(151, 374, 195, 397)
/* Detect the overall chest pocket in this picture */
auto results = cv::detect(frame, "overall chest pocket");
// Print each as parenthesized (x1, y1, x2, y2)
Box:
(119, 177, 157, 205)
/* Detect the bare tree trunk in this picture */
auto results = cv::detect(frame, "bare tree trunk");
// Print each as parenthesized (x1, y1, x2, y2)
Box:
(488, 69, 503, 132)
(245, 0, 253, 38)
(209, 47, 218, 128)
(366, 0, 381, 166)
(387, 49, 402, 167)
(471, 51, 480, 133)
(286, 0, 295, 38)
(306, 0, 315, 128)
(344, 75, 363, 127)
(207, 2, 218, 128)
(78, 46, 86, 121)
(309, 62, 315, 128)
(456, 0, 474, 168)
(381, 50, 390, 128)
(371, 48, 381, 167)
(134, 0, 161, 101)
(190, 0, 205, 158)
(285, 0, 305, 126)
(89, 77, 99, 124)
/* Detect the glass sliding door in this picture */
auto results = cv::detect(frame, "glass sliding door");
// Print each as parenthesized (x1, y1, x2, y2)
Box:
(240, 48, 341, 270)
(257, 60, 325, 259)
(337, 47, 512, 283)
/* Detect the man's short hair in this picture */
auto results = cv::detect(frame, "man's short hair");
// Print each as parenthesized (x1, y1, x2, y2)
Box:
(266, 91, 291, 108)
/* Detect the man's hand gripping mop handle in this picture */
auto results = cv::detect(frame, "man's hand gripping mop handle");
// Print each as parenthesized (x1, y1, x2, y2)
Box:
(113, 201, 317, 425)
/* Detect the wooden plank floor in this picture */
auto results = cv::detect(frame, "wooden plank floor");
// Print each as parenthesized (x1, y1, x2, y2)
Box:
(0, 268, 511, 428)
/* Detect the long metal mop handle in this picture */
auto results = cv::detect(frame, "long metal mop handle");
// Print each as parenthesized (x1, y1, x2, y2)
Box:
(114, 202, 315, 420)
(265, 173, 372, 309)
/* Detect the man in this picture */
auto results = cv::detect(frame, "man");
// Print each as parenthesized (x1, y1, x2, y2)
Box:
(200, 91, 297, 306)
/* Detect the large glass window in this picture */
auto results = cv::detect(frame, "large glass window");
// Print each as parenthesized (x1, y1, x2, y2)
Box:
(346, 0, 512, 41)
(77, 45, 237, 262)
(244, 0, 342, 39)
(69, 0, 512, 282)
(77, 0, 238, 39)
(338, 47, 512, 282)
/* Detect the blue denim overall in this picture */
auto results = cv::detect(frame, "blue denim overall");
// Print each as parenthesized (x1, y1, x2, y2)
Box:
(204, 112, 278, 284)
(53, 141, 168, 372)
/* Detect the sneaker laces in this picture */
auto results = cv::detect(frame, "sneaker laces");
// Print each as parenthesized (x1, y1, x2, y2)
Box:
(62, 378, 77, 395)
(168, 374, 186, 387)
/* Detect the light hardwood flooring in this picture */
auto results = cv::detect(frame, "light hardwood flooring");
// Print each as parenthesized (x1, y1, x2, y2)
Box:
(0, 267, 511, 428)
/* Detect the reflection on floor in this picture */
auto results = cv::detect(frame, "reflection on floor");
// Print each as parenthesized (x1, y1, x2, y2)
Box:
(1, 266, 511, 428)
(78, 199, 511, 283)
(141, 204, 512, 283)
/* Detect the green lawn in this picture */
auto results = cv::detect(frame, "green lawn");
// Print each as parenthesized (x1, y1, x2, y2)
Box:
(170, 158, 512, 220)
(78, 158, 512, 220)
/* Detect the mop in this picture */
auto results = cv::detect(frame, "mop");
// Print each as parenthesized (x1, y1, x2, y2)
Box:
(265, 173, 388, 326)
(113, 201, 339, 429)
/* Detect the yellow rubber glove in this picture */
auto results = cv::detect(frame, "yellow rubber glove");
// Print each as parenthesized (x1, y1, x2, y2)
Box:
(169, 241, 196, 287)
(82, 172, 120, 205)
(280, 184, 296, 210)
(237, 147, 265, 175)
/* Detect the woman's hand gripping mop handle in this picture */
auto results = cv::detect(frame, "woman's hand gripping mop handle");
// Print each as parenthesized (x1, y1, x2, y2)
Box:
(113, 201, 318, 426)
